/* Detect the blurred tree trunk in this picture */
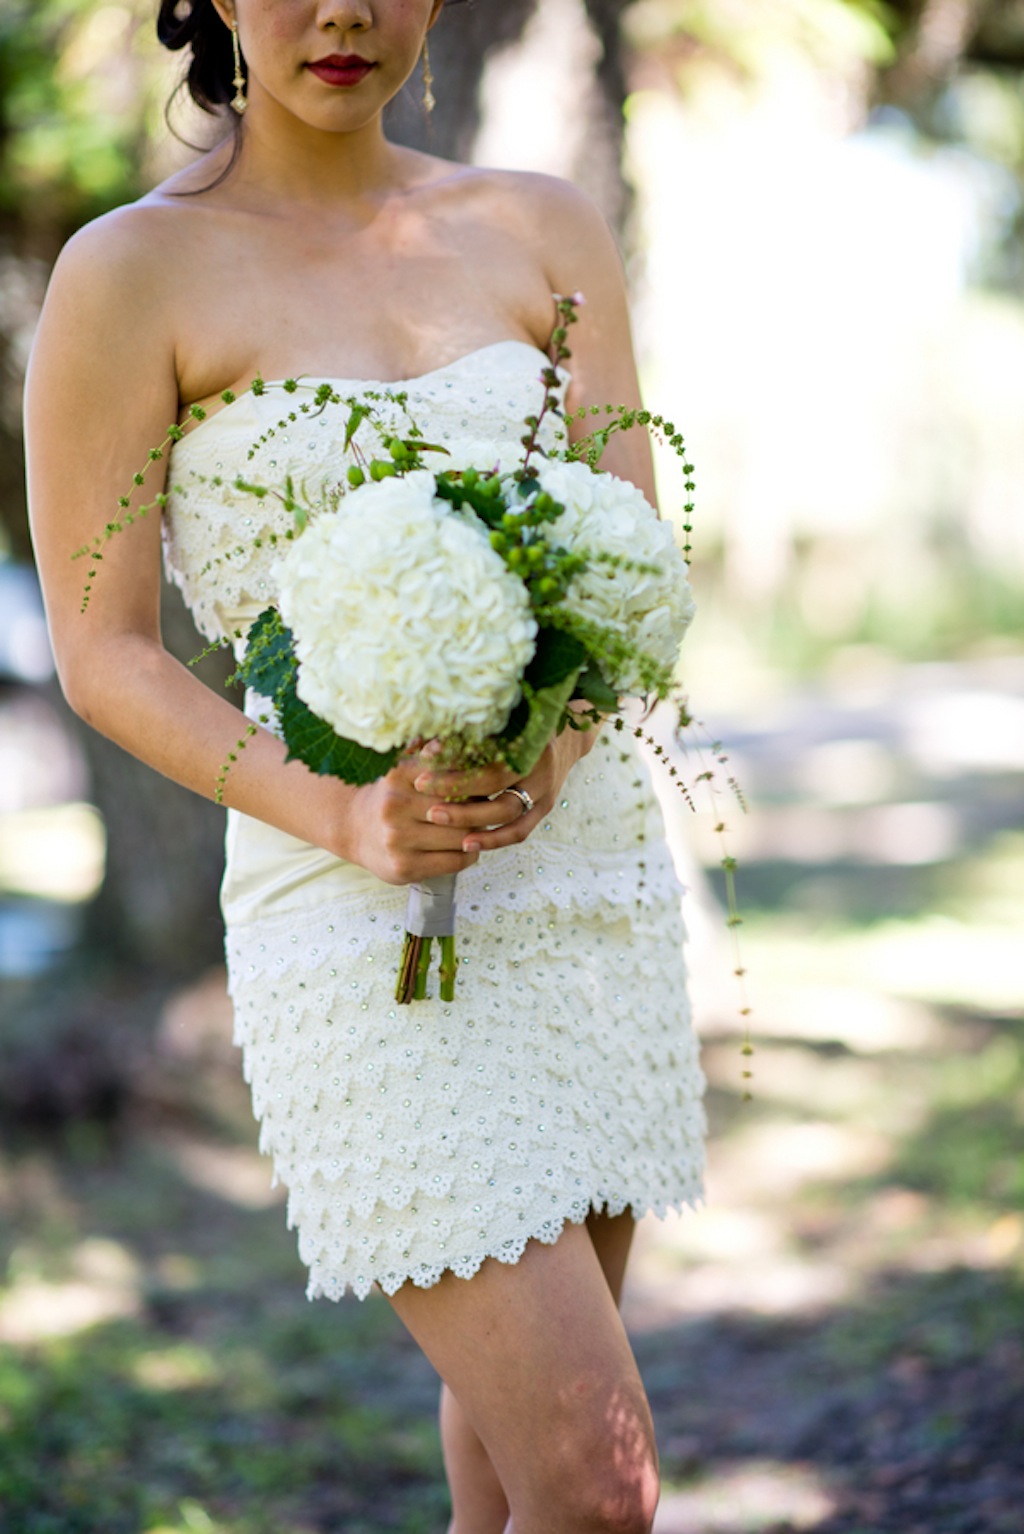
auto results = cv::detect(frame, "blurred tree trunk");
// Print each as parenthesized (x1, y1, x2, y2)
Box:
(385, 0, 539, 161)
(75, 585, 236, 980)
(386, 0, 633, 234)
(581, 0, 635, 232)
(882, 0, 990, 99)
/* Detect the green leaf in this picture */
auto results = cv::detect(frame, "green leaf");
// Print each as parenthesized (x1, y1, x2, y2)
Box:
(279, 688, 399, 784)
(526, 627, 587, 691)
(498, 695, 530, 745)
(232, 608, 296, 700)
(575, 662, 620, 711)
(234, 608, 399, 784)
(343, 404, 369, 448)
(501, 666, 582, 777)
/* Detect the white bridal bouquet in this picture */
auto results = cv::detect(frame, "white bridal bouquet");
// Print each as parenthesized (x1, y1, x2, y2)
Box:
(80, 297, 702, 1006)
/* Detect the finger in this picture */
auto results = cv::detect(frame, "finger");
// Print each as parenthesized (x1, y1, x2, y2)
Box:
(383, 848, 481, 885)
(425, 794, 525, 831)
(460, 807, 540, 854)
(400, 819, 489, 852)
(413, 763, 518, 800)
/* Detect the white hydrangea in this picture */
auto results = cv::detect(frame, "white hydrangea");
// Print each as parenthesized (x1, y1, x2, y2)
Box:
(274, 471, 537, 753)
(418, 437, 525, 478)
(534, 458, 696, 693)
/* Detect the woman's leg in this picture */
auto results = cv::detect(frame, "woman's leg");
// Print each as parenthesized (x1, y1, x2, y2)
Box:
(440, 1379, 510, 1534)
(390, 1214, 656, 1534)
(438, 1211, 639, 1533)
(586, 1207, 638, 1307)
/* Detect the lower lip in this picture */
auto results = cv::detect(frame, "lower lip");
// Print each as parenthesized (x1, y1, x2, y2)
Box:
(307, 61, 375, 87)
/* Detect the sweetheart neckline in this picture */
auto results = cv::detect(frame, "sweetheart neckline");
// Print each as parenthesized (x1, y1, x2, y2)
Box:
(173, 339, 555, 453)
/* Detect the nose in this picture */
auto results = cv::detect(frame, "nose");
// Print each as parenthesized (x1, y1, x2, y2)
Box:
(316, 0, 373, 30)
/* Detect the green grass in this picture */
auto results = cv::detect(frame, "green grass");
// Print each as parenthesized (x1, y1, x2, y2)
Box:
(0, 1124, 447, 1534)
(0, 1289, 446, 1533)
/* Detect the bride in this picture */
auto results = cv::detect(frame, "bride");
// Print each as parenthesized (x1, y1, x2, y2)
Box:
(25, 3, 706, 1530)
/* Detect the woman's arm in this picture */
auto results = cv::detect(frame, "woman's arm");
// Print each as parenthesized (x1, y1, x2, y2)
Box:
(25, 211, 492, 885)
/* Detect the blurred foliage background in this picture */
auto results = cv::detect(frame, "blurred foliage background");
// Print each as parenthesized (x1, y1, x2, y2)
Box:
(0, 3, 1022, 1532)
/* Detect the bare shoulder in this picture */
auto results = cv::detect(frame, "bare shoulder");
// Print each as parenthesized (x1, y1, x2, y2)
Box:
(465, 168, 629, 322)
(29, 194, 191, 457)
(455, 165, 605, 226)
(469, 168, 620, 274)
(48, 196, 192, 327)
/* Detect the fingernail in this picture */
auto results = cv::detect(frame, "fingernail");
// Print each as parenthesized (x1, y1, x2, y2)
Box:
(429, 807, 450, 825)
(422, 740, 442, 758)
(463, 839, 481, 853)
(414, 775, 432, 793)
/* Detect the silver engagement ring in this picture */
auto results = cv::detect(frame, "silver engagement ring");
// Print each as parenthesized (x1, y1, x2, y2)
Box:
(501, 784, 535, 818)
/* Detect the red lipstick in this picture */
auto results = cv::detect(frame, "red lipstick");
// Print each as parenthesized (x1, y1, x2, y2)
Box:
(307, 54, 376, 87)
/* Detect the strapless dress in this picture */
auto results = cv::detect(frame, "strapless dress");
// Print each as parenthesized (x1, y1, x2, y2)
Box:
(162, 340, 706, 1301)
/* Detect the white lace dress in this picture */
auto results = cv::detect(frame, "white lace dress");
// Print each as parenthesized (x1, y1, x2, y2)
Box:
(162, 340, 706, 1301)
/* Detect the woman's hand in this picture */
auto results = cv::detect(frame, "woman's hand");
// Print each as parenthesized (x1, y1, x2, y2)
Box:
(338, 716, 600, 885)
(417, 715, 600, 866)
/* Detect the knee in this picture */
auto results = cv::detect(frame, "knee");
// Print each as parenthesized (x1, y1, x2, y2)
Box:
(530, 1404, 660, 1534)
(583, 1453, 660, 1534)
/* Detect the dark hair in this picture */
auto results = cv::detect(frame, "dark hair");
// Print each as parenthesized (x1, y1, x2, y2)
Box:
(157, 0, 236, 118)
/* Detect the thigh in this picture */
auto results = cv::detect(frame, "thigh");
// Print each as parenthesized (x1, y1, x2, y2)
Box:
(387, 1220, 656, 1524)
(586, 1206, 636, 1306)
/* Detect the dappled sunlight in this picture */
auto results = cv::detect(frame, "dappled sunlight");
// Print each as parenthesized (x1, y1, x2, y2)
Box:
(656, 1459, 838, 1532)
(152, 1252, 204, 1293)
(145, 1507, 221, 1534)
(748, 918, 1024, 1015)
(712, 1121, 893, 1199)
(626, 1193, 858, 1323)
(701, 1042, 886, 1113)
(133, 1344, 221, 1393)
(842, 917, 1024, 1012)
(704, 797, 963, 866)
(636, 1254, 855, 1321)
(987, 1213, 1024, 1266)
(154, 1131, 282, 1212)
(0, 1236, 141, 1343)
(574, 1376, 660, 1533)
(905, 687, 1024, 776)
(743, 973, 944, 1052)
(795, 736, 900, 806)
(0, 801, 105, 902)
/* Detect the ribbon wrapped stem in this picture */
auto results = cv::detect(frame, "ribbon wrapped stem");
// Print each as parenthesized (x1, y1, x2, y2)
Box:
(395, 873, 459, 1004)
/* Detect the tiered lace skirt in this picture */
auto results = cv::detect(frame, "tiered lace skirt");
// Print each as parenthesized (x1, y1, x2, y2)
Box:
(223, 730, 706, 1301)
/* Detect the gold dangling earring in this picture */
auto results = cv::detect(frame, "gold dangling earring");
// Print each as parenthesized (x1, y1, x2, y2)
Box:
(231, 20, 248, 115)
(421, 37, 435, 115)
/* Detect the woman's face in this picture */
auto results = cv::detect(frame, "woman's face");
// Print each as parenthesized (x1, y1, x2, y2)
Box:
(213, 0, 444, 132)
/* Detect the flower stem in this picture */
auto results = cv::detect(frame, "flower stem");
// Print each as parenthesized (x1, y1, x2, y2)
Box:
(413, 937, 433, 1001)
(396, 933, 422, 1004)
(438, 935, 457, 1002)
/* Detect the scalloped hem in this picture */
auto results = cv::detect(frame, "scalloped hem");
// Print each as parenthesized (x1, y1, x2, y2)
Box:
(304, 1184, 704, 1303)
